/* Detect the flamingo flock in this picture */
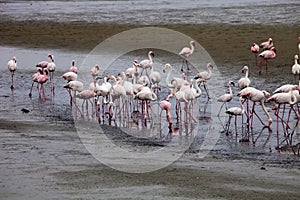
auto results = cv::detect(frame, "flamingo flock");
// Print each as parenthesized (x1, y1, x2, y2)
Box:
(4, 36, 300, 154)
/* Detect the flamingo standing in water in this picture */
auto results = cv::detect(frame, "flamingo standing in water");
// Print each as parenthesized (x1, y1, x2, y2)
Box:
(194, 63, 213, 99)
(37, 68, 49, 99)
(47, 54, 56, 93)
(29, 67, 42, 97)
(163, 63, 189, 90)
(217, 81, 235, 116)
(225, 97, 245, 135)
(179, 41, 195, 71)
(138, 51, 154, 78)
(238, 87, 272, 129)
(70, 60, 78, 73)
(260, 37, 273, 51)
(292, 55, 300, 81)
(267, 86, 299, 140)
(238, 65, 251, 89)
(126, 60, 139, 81)
(298, 37, 300, 55)
(36, 54, 53, 69)
(159, 94, 173, 128)
(250, 43, 259, 67)
(259, 46, 276, 74)
(76, 89, 96, 118)
(64, 80, 83, 106)
(7, 56, 17, 90)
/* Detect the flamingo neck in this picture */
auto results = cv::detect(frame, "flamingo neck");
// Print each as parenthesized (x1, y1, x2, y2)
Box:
(165, 67, 174, 88)
(245, 70, 249, 79)
(229, 83, 233, 96)
(194, 80, 202, 96)
(260, 100, 272, 126)
(190, 43, 195, 53)
(148, 53, 153, 64)
(295, 58, 299, 65)
(289, 90, 297, 104)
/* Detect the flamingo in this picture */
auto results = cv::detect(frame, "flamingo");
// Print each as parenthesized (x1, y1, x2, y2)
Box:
(158, 94, 173, 128)
(149, 63, 161, 87)
(76, 89, 96, 117)
(47, 54, 56, 93)
(138, 51, 154, 78)
(298, 37, 300, 54)
(273, 83, 298, 94)
(134, 85, 157, 121)
(267, 86, 299, 138)
(126, 60, 139, 80)
(292, 55, 300, 81)
(225, 97, 245, 135)
(163, 63, 189, 90)
(238, 65, 251, 89)
(217, 81, 235, 116)
(259, 46, 276, 74)
(250, 43, 259, 67)
(91, 64, 99, 79)
(7, 56, 17, 90)
(36, 54, 53, 69)
(70, 60, 78, 73)
(138, 75, 150, 86)
(237, 87, 272, 128)
(29, 67, 42, 97)
(194, 63, 213, 99)
(62, 71, 77, 82)
(259, 37, 273, 51)
(179, 40, 195, 71)
(37, 68, 49, 99)
(64, 80, 83, 105)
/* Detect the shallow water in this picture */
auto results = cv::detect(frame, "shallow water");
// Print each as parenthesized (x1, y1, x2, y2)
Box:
(0, 0, 299, 25)
(1, 45, 299, 164)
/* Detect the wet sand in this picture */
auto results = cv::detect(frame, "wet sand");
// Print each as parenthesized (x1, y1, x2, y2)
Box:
(1, 20, 300, 199)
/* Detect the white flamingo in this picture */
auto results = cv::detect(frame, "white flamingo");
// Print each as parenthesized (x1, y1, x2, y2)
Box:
(217, 81, 235, 116)
(47, 54, 56, 93)
(62, 71, 77, 82)
(179, 40, 195, 71)
(238, 87, 272, 128)
(64, 80, 84, 105)
(225, 97, 245, 135)
(194, 63, 213, 98)
(7, 56, 17, 90)
(126, 60, 139, 80)
(163, 63, 189, 90)
(138, 51, 154, 78)
(149, 63, 161, 87)
(238, 65, 250, 89)
(292, 55, 300, 80)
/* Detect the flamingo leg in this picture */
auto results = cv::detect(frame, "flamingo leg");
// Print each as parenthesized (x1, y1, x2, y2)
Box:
(217, 102, 225, 116)
(11, 71, 15, 90)
(29, 81, 35, 97)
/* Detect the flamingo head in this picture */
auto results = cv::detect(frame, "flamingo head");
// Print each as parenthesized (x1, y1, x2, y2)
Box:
(190, 41, 195, 46)
(181, 73, 186, 79)
(241, 65, 248, 73)
(262, 90, 271, 98)
(267, 118, 273, 126)
(268, 38, 273, 43)
(270, 47, 276, 53)
(163, 63, 171, 73)
(294, 55, 298, 60)
(149, 51, 155, 58)
(13, 56, 17, 62)
(94, 64, 99, 70)
(48, 54, 54, 62)
(207, 63, 213, 69)
(228, 80, 235, 87)
(43, 68, 49, 75)
(72, 60, 75, 66)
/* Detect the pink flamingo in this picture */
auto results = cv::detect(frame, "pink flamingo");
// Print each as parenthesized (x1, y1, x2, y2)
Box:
(225, 97, 245, 135)
(238, 66, 251, 89)
(70, 60, 78, 73)
(126, 60, 139, 81)
(158, 95, 173, 128)
(29, 67, 42, 97)
(238, 87, 272, 128)
(64, 80, 83, 106)
(179, 41, 195, 71)
(259, 37, 273, 51)
(91, 64, 99, 79)
(36, 54, 53, 69)
(250, 43, 259, 67)
(7, 56, 17, 90)
(259, 46, 276, 74)
(37, 68, 49, 99)
(194, 63, 213, 99)
(217, 81, 235, 116)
